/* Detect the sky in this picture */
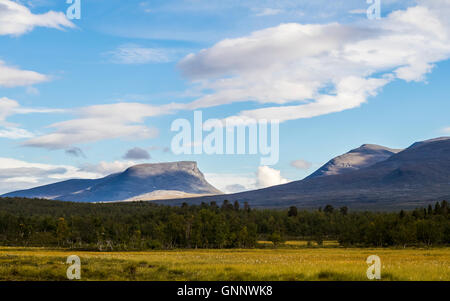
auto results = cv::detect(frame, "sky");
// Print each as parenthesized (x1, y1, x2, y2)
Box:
(0, 0, 450, 194)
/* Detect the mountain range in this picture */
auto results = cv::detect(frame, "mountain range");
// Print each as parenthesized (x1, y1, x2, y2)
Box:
(3, 137, 450, 210)
(156, 137, 450, 210)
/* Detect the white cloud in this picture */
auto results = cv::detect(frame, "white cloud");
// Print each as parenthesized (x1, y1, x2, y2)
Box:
(0, 127, 33, 139)
(207, 166, 291, 193)
(290, 159, 312, 170)
(0, 97, 19, 125)
(79, 160, 137, 176)
(23, 102, 176, 149)
(106, 44, 172, 64)
(178, 2, 450, 122)
(235, 76, 390, 122)
(205, 172, 257, 193)
(0, 157, 99, 194)
(0, 97, 59, 124)
(0, 97, 62, 139)
(0, 0, 74, 36)
(0, 60, 48, 87)
(206, 164, 290, 192)
(256, 166, 289, 188)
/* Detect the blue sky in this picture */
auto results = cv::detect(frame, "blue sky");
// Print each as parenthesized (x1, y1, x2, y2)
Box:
(0, 0, 449, 194)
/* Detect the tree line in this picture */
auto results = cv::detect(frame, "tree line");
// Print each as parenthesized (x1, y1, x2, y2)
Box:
(0, 197, 448, 250)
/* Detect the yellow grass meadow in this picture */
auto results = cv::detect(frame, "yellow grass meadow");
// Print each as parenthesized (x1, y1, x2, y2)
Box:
(0, 245, 448, 281)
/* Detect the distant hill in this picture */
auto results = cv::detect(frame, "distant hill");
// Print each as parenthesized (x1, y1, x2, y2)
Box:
(2, 161, 221, 202)
(307, 144, 403, 179)
(157, 137, 450, 210)
(4, 138, 450, 210)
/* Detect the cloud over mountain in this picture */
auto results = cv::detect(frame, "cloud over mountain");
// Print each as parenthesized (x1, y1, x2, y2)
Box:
(256, 166, 289, 188)
(123, 147, 151, 160)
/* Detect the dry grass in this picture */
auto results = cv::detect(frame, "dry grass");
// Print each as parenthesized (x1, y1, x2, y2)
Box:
(0, 245, 448, 281)
(257, 240, 340, 247)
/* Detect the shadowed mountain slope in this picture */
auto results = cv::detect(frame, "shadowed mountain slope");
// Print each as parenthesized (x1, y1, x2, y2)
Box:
(157, 138, 450, 210)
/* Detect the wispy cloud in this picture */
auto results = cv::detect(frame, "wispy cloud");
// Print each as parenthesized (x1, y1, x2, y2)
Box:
(179, 2, 450, 122)
(0, 60, 48, 87)
(105, 44, 173, 64)
(139, 1, 152, 13)
(25, 86, 40, 95)
(22, 102, 177, 149)
(290, 159, 312, 170)
(348, 8, 367, 15)
(442, 127, 450, 134)
(0, 97, 62, 139)
(254, 8, 284, 17)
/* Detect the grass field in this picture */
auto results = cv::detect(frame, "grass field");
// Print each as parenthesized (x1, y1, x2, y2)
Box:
(0, 245, 448, 281)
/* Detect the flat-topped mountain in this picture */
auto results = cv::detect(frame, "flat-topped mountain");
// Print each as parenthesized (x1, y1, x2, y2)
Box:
(2, 161, 222, 202)
(158, 137, 450, 210)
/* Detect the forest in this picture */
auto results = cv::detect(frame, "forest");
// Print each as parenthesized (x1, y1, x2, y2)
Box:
(0, 197, 448, 250)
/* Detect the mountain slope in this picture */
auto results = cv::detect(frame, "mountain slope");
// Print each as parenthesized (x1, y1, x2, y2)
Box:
(2, 161, 222, 202)
(157, 137, 450, 210)
(307, 144, 403, 179)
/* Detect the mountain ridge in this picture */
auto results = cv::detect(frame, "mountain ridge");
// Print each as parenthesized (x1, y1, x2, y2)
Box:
(156, 137, 450, 210)
(307, 143, 403, 179)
